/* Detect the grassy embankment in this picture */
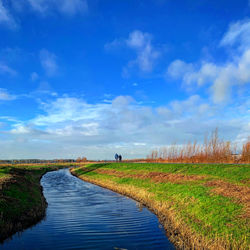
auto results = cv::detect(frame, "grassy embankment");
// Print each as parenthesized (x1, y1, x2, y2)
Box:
(0, 163, 73, 241)
(71, 163, 250, 249)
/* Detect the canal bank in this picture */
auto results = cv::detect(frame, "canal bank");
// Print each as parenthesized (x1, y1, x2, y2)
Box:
(70, 163, 250, 250)
(2, 168, 173, 249)
(0, 165, 66, 241)
(70, 167, 187, 249)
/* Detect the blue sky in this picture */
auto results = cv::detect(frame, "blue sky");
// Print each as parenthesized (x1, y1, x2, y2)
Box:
(0, 0, 249, 159)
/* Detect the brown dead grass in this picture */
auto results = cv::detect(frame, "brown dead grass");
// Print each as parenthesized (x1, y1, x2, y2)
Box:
(0, 175, 12, 191)
(95, 169, 205, 184)
(205, 180, 250, 204)
(0, 175, 11, 182)
(205, 180, 250, 218)
(141, 172, 205, 183)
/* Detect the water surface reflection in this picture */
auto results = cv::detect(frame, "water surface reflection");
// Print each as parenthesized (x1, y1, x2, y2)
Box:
(2, 169, 174, 249)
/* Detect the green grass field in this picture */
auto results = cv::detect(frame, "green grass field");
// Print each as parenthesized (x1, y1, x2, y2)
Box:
(71, 163, 250, 249)
(0, 163, 73, 214)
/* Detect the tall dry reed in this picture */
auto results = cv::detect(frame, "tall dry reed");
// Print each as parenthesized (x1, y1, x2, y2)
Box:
(147, 129, 250, 163)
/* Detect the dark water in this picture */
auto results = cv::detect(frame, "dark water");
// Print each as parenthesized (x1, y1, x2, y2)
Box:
(1, 169, 174, 250)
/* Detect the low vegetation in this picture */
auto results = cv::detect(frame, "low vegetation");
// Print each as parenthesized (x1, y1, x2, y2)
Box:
(0, 163, 71, 241)
(147, 129, 250, 164)
(71, 162, 250, 249)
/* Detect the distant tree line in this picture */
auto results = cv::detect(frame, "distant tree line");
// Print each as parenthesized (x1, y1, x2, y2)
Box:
(0, 159, 76, 164)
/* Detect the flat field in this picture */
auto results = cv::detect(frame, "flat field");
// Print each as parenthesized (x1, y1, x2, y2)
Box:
(71, 163, 250, 249)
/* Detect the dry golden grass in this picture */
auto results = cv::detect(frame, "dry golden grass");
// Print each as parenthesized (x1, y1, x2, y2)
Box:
(147, 129, 250, 164)
(205, 180, 250, 218)
(95, 169, 205, 183)
(242, 141, 250, 163)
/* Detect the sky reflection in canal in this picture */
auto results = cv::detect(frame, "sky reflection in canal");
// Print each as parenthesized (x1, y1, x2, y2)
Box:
(1, 169, 174, 250)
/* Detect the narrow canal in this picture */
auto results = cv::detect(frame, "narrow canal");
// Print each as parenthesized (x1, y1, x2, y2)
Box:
(2, 169, 174, 249)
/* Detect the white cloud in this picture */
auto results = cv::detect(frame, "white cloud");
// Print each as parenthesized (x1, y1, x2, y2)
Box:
(0, 0, 17, 28)
(167, 60, 194, 80)
(30, 72, 39, 81)
(235, 121, 250, 144)
(133, 142, 146, 146)
(27, 0, 47, 13)
(0, 88, 16, 101)
(112, 95, 135, 107)
(2, 0, 87, 29)
(32, 97, 104, 126)
(104, 39, 123, 50)
(24, 0, 87, 16)
(0, 62, 17, 75)
(57, 0, 88, 16)
(220, 19, 250, 51)
(2, 93, 248, 159)
(40, 49, 58, 76)
(126, 30, 160, 72)
(10, 124, 33, 134)
(106, 30, 160, 74)
(126, 30, 149, 49)
(167, 19, 250, 103)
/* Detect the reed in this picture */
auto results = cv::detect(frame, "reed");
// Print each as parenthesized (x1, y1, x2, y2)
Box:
(242, 139, 250, 163)
(147, 129, 250, 163)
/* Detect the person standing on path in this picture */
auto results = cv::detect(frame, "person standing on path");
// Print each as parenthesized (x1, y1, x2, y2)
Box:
(115, 153, 119, 162)
(118, 155, 122, 162)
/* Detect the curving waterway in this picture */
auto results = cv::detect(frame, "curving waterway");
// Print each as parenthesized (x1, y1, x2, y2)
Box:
(1, 169, 174, 249)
